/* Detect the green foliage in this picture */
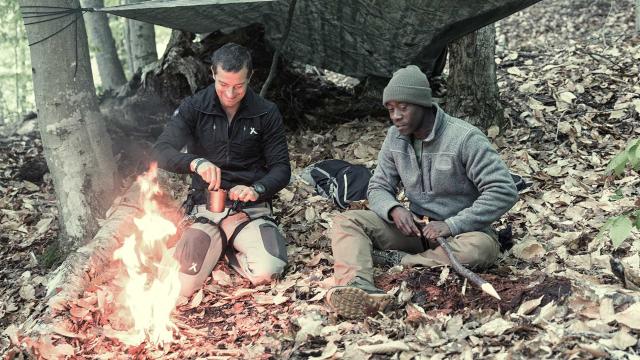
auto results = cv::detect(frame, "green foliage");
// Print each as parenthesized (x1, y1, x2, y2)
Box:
(606, 139, 640, 176)
(39, 241, 64, 269)
(0, 0, 34, 123)
(600, 139, 640, 248)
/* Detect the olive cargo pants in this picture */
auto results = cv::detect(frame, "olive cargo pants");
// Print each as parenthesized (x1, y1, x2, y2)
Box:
(329, 210, 501, 285)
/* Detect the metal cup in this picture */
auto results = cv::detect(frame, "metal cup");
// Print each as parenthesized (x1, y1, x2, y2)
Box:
(207, 189, 227, 213)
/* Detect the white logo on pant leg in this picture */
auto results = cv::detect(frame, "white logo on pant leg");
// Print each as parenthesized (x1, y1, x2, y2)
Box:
(189, 263, 198, 273)
(249, 127, 258, 135)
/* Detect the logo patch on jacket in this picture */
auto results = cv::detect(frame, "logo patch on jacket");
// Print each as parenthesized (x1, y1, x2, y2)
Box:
(250, 127, 258, 135)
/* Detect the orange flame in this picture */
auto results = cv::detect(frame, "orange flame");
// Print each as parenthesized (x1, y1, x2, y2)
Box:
(112, 163, 181, 346)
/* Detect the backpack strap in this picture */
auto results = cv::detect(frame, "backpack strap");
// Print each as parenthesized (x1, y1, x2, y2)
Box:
(193, 216, 228, 248)
(223, 214, 278, 269)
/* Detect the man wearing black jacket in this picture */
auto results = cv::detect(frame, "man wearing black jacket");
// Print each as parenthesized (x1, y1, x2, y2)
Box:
(154, 43, 291, 296)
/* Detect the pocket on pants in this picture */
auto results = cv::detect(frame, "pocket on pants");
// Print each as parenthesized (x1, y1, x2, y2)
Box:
(259, 224, 288, 263)
(174, 228, 211, 275)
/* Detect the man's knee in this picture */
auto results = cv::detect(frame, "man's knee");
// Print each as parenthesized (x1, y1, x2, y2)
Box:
(452, 232, 500, 269)
(174, 227, 213, 276)
(233, 221, 288, 285)
(329, 210, 373, 240)
(246, 257, 287, 285)
(173, 225, 223, 296)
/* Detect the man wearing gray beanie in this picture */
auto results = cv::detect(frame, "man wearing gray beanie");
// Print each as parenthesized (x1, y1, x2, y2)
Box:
(325, 65, 518, 319)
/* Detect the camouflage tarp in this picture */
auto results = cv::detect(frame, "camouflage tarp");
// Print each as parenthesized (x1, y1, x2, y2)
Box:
(97, 0, 541, 78)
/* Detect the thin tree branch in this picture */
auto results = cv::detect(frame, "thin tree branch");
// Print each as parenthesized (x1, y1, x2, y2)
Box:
(260, 0, 298, 97)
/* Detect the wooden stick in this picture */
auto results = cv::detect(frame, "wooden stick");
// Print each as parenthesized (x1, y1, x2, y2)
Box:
(435, 236, 501, 300)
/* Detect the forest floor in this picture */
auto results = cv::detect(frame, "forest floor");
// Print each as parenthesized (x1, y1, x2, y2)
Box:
(2, 0, 640, 358)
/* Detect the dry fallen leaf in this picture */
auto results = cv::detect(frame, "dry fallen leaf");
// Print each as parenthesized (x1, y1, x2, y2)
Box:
(599, 327, 637, 350)
(19, 284, 35, 300)
(52, 343, 75, 358)
(512, 239, 546, 262)
(533, 301, 558, 325)
(517, 295, 544, 316)
(189, 289, 204, 308)
(614, 302, 640, 330)
(476, 317, 514, 336)
(34, 217, 53, 235)
(436, 266, 450, 287)
(211, 270, 232, 286)
(598, 297, 615, 324)
(309, 341, 339, 360)
(253, 293, 289, 305)
(558, 91, 576, 104)
(405, 303, 428, 325)
(69, 306, 90, 319)
(279, 188, 295, 202)
(295, 312, 324, 343)
(487, 125, 500, 139)
(359, 340, 411, 354)
(305, 207, 317, 222)
(2, 324, 19, 344)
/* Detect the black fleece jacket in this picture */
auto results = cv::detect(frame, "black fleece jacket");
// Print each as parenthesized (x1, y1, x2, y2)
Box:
(153, 85, 291, 205)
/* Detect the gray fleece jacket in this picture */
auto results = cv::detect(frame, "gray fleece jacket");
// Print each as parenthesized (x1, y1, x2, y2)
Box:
(367, 105, 518, 236)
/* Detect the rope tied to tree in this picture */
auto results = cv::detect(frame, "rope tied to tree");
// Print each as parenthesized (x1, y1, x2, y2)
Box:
(20, 5, 96, 78)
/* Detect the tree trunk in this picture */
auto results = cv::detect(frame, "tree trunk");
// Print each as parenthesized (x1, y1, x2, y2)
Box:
(446, 24, 503, 130)
(124, 0, 157, 73)
(81, 0, 127, 90)
(20, 0, 118, 253)
(636, 0, 640, 34)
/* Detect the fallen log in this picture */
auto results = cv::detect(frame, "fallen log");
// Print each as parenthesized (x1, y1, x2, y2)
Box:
(45, 182, 142, 311)
(20, 168, 185, 340)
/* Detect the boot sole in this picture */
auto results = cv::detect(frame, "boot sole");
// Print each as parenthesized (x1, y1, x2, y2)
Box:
(327, 287, 392, 319)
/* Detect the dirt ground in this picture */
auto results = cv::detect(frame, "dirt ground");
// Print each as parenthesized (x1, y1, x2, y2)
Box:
(2, 0, 640, 358)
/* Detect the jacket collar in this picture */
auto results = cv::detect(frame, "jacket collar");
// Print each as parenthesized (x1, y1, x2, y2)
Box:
(189, 84, 270, 118)
(396, 104, 446, 143)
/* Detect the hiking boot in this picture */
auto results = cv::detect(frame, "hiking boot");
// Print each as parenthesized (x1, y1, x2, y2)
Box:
(325, 277, 393, 319)
(371, 248, 408, 268)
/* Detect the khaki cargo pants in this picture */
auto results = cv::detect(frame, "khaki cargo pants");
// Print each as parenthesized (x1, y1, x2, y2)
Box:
(329, 210, 501, 285)
(171, 203, 288, 297)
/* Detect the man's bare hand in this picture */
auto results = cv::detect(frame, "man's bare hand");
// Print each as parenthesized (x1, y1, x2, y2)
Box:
(390, 206, 421, 237)
(229, 185, 258, 202)
(192, 159, 221, 190)
(421, 221, 451, 240)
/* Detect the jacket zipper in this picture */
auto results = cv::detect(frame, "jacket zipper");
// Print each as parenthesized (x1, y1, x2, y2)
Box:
(426, 157, 432, 192)
(206, 110, 269, 167)
(226, 117, 232, 166)
(418, 157, 425, 193)
(415, 140, 426, 193)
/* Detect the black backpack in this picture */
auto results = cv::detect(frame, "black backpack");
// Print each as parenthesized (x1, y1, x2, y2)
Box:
(510, 173, 531, 192)
(301, 159, 373, 209)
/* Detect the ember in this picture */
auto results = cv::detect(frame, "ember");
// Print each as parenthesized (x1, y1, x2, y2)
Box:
(112, 163, 181, 346)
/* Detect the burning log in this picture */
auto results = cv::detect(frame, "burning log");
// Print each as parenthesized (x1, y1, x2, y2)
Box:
(25, 165, 184, 347)
(21, 180, 143, 339)
(45, 185, 143, 311)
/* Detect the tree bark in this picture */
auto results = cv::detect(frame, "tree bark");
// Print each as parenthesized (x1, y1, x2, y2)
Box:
(636, 0, 640, 34)
(81, 0, 127, 90)
(20, 0, 118, 253)
(124, 0, 157, 73)
(446, 24, 503, 130)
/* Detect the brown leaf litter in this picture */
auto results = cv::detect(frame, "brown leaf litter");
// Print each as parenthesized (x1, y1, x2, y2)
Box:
(2, 0, 640, 358)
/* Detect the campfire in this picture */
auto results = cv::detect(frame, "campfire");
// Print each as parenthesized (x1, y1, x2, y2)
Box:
(111, 163, 181, 346)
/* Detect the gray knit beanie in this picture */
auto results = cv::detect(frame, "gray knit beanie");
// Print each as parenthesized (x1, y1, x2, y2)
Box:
(382, 65, 432, 107)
